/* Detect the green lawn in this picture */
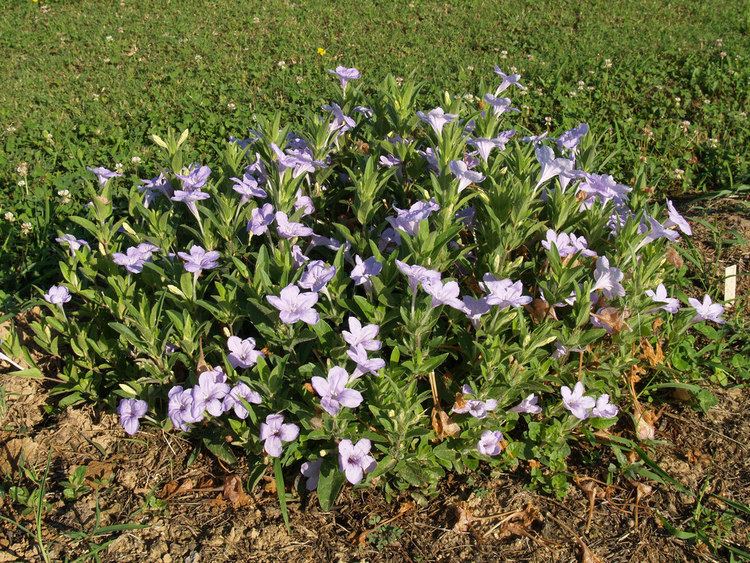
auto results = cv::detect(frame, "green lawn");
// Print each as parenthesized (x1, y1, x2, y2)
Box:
(0, 0, 749, 298)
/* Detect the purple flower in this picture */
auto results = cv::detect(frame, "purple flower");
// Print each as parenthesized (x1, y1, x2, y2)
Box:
(275, 211, 313, 239)
(353, 105, 374, 118)
(44, 285, 71, 306)
(266, 284, 319, 325)
(449, 160, 485, 192)
(556, 123, 589, 154)
(576, 173, 631, 209)
(418, 147, 440, 172)
(311, 367, 363, 416)
(178, 245, 220, 275)
(299, 260, 336, 292)
(535, 145, 575, 188)
(87, 166, 122, 186)
(592, 256, 625, 299)
(416, 107, 458, 136)
(561, 382, 596, 420)
(222, 382, 262, 419)
(310, 233, 348, 252)
(230, 173, 267, 204)
(645, 284, 680, 314)
(350, 255, 382, 290)
(227, 336, 263, 369)
(542, 230, 596, 258)
(482, 94, 519, 117)
(271, 143, 325, 178)
(117, 398, 148, 435)
(191, 368, 230, 417)
(477, 430, 504, 456)
(591, 394, 619, 419)
(171, 189, 210, 220)
(294, 189, 315, 216)
(423, 279, 464, 309)
(139, 173, 172, 207)
(396, 260, 442, 293)
(468, 138, 498, 162)
(112, 245, 155, 274)
(688, 295, 725, 324)
(494, 66, 525, 92)
(168, 386, 202, 431)
(347, 345, 386, 378)
(248, 203, 275, 235)
(509, 394, 542, 415)
(665, 200, 692, 236)
(291, 245, 309, 269)
(480, 274, 532, 308)
(259, 413, 300, 457)
(322, 102, 356, 135)
(387, 199, 440, 235)
(379, 154, 401, 168)
(342, 317, 381, 351)
(338, 439, 376, 484)
(641, 215, 679, 245)
(300, 459, 323, 491)
(493, 129, 516, 150)
(378, 227, 401, 251)
(452, 385, 498, 419)
(56, 234, 89, 256)
(462, 296, 491, 328)
(455, 205, 477, 228)
(176, 164, 211, 191)
(328, 66, 361, 90)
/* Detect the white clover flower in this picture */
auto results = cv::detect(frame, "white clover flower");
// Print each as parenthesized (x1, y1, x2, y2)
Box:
(17, 180, 26, 188)
(4, 211, 15, 222)
(131, 156, 142, 164)
(604, 58, 612, 68)
(16, 162, 28, 176)
(20, 222, 33, 236)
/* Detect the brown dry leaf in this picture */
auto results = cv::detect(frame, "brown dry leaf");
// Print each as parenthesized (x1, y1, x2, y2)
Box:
(159, 478, 195, 498)
(494, 503, 542, 541)
(580, 541, 605, 563)
(525, 298, 557, 324)
(223, 474, 252, 508)
(263, 476, 277, 494)
(665, 246, 684, 268)
(354, 140, 370, 154)
(452, 502, 473, 533)
(634, 409, 656, 441)
(85, 461, 114, 487)
(196, 338, 210, 374)
(431, 408, 460, 441)
(591, 307, 630, 334)
(640, 339, 664, 367)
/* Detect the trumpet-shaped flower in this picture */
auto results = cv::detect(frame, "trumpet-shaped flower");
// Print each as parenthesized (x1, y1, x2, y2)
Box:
(55, 234, 89, 256)
(294, 189, 315, 216)
(449, 160, 485, 192)
(168, 386, 202, 431)
(171, 189, 210, 220)
(462, 296, 491, 328)
(230, 173, 267, 203)
(347, 345, 386, 378)
(556, 123, 589, 154)
(481, 274, 532, 308)
(416, 107, 458, 136)
(386, 199, 439, 235)
(176, 164, 211, 190)
(477, 430, 504, 456)
(248, 203, 275, 235)
(535, 145, 575, 188)
(227, 336, 263, 369)
(342, 317, 381, 351)
(311, 366, 363, 416)
(139, 173, 172, 207)
(299, 260, 336, 292)
(178, 245, 220, 274)
(266, 284, 319, 325)
(423, 279, 464, 309)
(259, 413, 299, 457)
(275, 212, 313, 239)
(87, 166, 122, 186)
(452, 385, 498, 419)
(482, 94, 519, 117)
(592, 256, 625, 299)
(300, 459, 323, 491)
(509, 394, 542, 414)
(645, 284, 680, 313)
(591, 394, 619, 418)
(688, 295, 725, 324)
(396, 260, 442, 293)
(338, 439, 376, 484)
(350, 255, 382, 289)
(222, 382, 262, 419)
(117, 398, 148, 435)
(191, 368, 230, 417)
(328, 66, 361, 89)
(44, 285, 71, 306)
(561, 382, 596, 419)
(665, 200, 692, 236)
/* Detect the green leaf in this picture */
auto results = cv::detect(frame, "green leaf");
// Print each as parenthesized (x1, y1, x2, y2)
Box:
(202, 437, 237, 465)
(316, 461, 344, 512)
(273, 457, 290, 531)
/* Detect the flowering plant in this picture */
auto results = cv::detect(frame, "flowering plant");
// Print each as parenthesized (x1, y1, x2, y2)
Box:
(2, 68, 728, 510)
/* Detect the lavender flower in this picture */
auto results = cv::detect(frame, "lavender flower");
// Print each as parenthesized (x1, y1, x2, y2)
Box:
(275, 212, 313, 239)
(310, 233, 348, 252)
(468, 138, 498, 162)
(591, 394, 619, 418)
(641, 215, 679, 245)
(190, 368, 230, 417)
(386, 200, 440, 235)
(592, 256, 625, 299)
(266, 284, 320, 325)
(347, 345, 386, 378)
(342, 317, 382, 351)
(416, 107, 458, 136)
(300, 459, 323, 491)
(56, 234, 89, 256)
(117, 398, 148, 435)
(452, 385, 498, 419)
(561, 382, 596, 419)
(328, 66, 361, 90)
(449, 160, 485, 192)
(168, 386, 202, 431)
(294, 189, 315, 216)
(248, 203, 275, 235)
(577, 173, 631, 209)
(176, 164, 211, 190)
(665, 200, 692, 236)
(139, 173, 172, 207)
(556, 123, 589, 154)
(418, 146, 440, 172)
(112, 244, 158, 274)
(645, 284, 680, 314)
(338, 439, 376, 484)
(542, 230, 596, 258)
(482, 94, 519, 117)
(299, 260, 336, 292)
(462, 296, 491, 328)
(178, 245, 220, 275)
(311, 367, 363, 416)
(688, 295, 725, 324)
(171, 189, 210, 220)
(379, 154, 401, 168)
(87, 166, 122, 186)
(535, 145, 575, 188)
(291, 245, 309, 269)
(477, 430, 504, 456)
(322, 102, 356, 135)
(44, 285, 71, 306)
(259, 413, 300, 457)
(350, 255, 382, 290)
(423, 279, 464, 309)
(230, 173, 267, 203)
(494, 66, 525, 92)
(480, 274, 532, 308)
(396, 260, 442, 293)
(509, 394, 542, 414)
(271, 143, 325, 178)
(227, 336, 263, 369)
(353, 105, 374, 118)
(222, 383, 262, 419)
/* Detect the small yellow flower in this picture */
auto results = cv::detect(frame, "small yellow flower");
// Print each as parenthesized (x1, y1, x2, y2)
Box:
(317, 47, 326, 56)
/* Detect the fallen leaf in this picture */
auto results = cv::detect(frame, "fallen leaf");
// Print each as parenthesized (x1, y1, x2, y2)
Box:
(223, 474, 252, 508)
(640, 339, 664, 367)
(591, 307, 630, 334)
(525, 298, 557, 324)
(452, 502, 473, 533)
(431, 408, 460, 441)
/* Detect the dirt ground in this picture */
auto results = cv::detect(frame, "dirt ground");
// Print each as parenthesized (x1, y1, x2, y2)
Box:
(1, 199, 749, 562)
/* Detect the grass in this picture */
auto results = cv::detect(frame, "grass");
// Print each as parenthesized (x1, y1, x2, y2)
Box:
(1, 0, 749, 300)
